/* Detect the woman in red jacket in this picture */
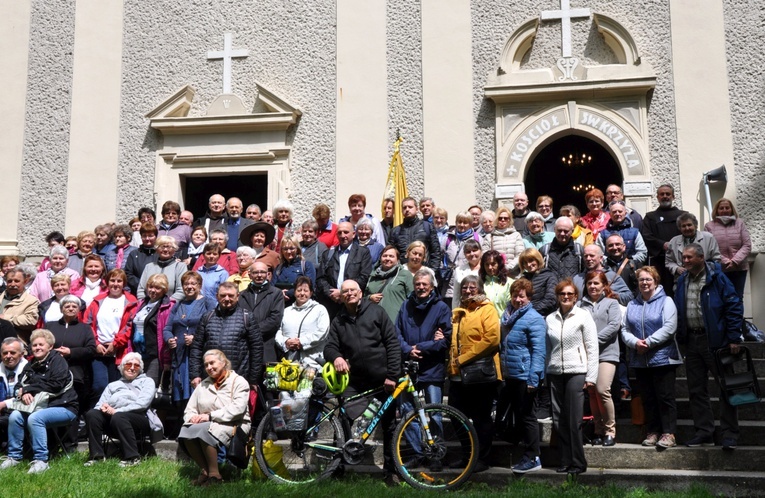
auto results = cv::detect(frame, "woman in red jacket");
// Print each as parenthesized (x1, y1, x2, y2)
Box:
(83, 268, 138, 406)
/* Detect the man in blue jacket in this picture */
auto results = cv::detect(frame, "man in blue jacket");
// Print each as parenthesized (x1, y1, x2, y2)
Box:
(674, 243, 743, 450)
(396, 269, 452, 397)
(394, 268, 451, 471)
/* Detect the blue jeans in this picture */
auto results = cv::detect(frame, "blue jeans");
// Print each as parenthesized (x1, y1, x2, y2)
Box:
(398, 383, 443, 455)
(8, 407, 77, 461)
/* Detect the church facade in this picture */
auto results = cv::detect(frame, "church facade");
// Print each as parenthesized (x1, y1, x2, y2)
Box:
(1, 1, 763, 316)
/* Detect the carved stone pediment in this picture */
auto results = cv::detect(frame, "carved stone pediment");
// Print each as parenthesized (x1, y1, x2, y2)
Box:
(146, 82, 301, 135)
(485, 13, 656, 103)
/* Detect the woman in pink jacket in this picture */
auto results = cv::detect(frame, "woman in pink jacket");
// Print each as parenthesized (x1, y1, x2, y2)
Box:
(704, 198, 751, 300)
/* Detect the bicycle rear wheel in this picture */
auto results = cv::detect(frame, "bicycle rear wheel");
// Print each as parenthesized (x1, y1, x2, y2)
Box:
(393, 403, 478, 490)
(254, 407, 346, 484)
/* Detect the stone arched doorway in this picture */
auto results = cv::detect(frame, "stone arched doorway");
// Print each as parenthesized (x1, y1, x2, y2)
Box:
(525, 134, 622, 214)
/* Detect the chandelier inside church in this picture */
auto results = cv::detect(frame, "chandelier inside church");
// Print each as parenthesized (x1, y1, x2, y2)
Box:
(561, 152, 592, 166)
(572, 183, 596, 193)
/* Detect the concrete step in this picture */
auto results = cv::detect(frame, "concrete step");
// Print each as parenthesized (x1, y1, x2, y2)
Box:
(489, 442, 765, 471)
(613, 396, 765, 421)
(536, 419, 765, 447)
(475, 468, 765, 497)
(739, 342, 765, 358)
(345, 464, 765, 497)
(676, 358, 765, 377)
(628, 374, 765, 398)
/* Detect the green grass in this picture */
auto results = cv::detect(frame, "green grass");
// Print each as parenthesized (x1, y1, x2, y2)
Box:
(0, 453, 716, 498)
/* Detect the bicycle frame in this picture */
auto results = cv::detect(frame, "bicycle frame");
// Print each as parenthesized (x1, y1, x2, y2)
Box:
(305, 371, 436, 459)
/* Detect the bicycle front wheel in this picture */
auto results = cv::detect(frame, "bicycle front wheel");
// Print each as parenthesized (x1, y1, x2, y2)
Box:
(393, 403, 478, 490)
(254, 408, 346, 484)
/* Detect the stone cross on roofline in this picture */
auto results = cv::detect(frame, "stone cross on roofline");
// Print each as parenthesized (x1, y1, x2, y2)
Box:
(207, 33, 249, 94)
(540, 0, 591, 58)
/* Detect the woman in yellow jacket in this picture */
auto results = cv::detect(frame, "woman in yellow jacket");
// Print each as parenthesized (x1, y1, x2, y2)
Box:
(448, 274, 501, 473)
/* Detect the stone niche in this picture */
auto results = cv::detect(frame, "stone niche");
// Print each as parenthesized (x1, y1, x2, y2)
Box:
(146, 83, 302, 209)
(485, 13, 657, 215)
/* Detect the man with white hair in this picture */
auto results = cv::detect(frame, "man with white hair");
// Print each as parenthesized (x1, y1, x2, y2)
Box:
(324, 279, 401, 484)
(224, 197, 254, 251)
(539, 217, 584, 280)
(193, 194, 227, 236)
(0, 337, 28, 451)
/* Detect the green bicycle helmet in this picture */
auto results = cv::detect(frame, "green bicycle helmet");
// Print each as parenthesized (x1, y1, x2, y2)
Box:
(322, 362, 349, 395)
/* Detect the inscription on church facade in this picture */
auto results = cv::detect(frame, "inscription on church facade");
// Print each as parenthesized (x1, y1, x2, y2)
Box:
(504, 109, 568, 177)
(578, 110, 641, 171)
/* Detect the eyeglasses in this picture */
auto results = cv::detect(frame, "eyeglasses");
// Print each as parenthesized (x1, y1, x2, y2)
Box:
(638, 278, 654, 283)
(497, 216, 511, 221)
(558, 292, 576, 297)
(123, 362, 141, 370)
(462, 285, 478, 291)
(249, 270, 268, 275)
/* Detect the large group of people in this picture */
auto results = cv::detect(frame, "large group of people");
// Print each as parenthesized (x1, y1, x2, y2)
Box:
(0, 185, 750, 484)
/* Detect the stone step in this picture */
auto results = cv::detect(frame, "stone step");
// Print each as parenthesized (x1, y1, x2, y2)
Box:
(346, 463, 765, 496)
(536, 419, 765, 447)
(489, 442, 765, 471)
(613, 397, 765, 421)
(470, 468, 765, 497)
(676, 358, 765, 377)
(671, 376, 764, 398)
(620, 376, 764, 398)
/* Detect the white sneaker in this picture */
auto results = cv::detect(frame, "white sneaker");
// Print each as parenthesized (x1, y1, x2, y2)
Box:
(28, 460, 49, 474)
(0, 458, 20, 470)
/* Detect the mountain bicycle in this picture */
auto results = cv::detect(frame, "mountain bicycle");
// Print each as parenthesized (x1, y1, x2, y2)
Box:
(253, 360, 479, 490)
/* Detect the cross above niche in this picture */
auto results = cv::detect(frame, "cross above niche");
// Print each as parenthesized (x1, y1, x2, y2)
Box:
(540, 0, 591, 58)
(207, 33, 249, 94)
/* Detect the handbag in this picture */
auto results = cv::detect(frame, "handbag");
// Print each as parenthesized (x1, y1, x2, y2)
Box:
(152, 370, 173, 410)
(227, 425, 251, 469)
(455, 321, 498, 385)
(5, 391, 51, 413)
(6, 371, 74, 413)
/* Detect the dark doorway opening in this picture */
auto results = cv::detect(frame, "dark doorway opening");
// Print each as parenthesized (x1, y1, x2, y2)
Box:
(525, 135, 622, 215)
(182, 174, 268, 219)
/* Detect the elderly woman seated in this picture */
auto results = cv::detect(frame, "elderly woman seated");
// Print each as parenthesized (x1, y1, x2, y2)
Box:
(0, 329, 78, 474)
(83, 351, 156, 467)
(179, 349, 250, 486)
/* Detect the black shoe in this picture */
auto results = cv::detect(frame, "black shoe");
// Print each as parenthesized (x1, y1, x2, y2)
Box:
(591, 437, 603, 446)
(448, 458, 469, 469)
(567, 467, 586, 476)
(403, 455, 423, 468)
(603, 436, 616, 447)
(722, 438, 737, 451)
(685, 435, 714, 447)
(427, 458, 443, 472)
(473, 461, 489, 473)
(556, 466, 569, 473)
(384, 473, 401, 487)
